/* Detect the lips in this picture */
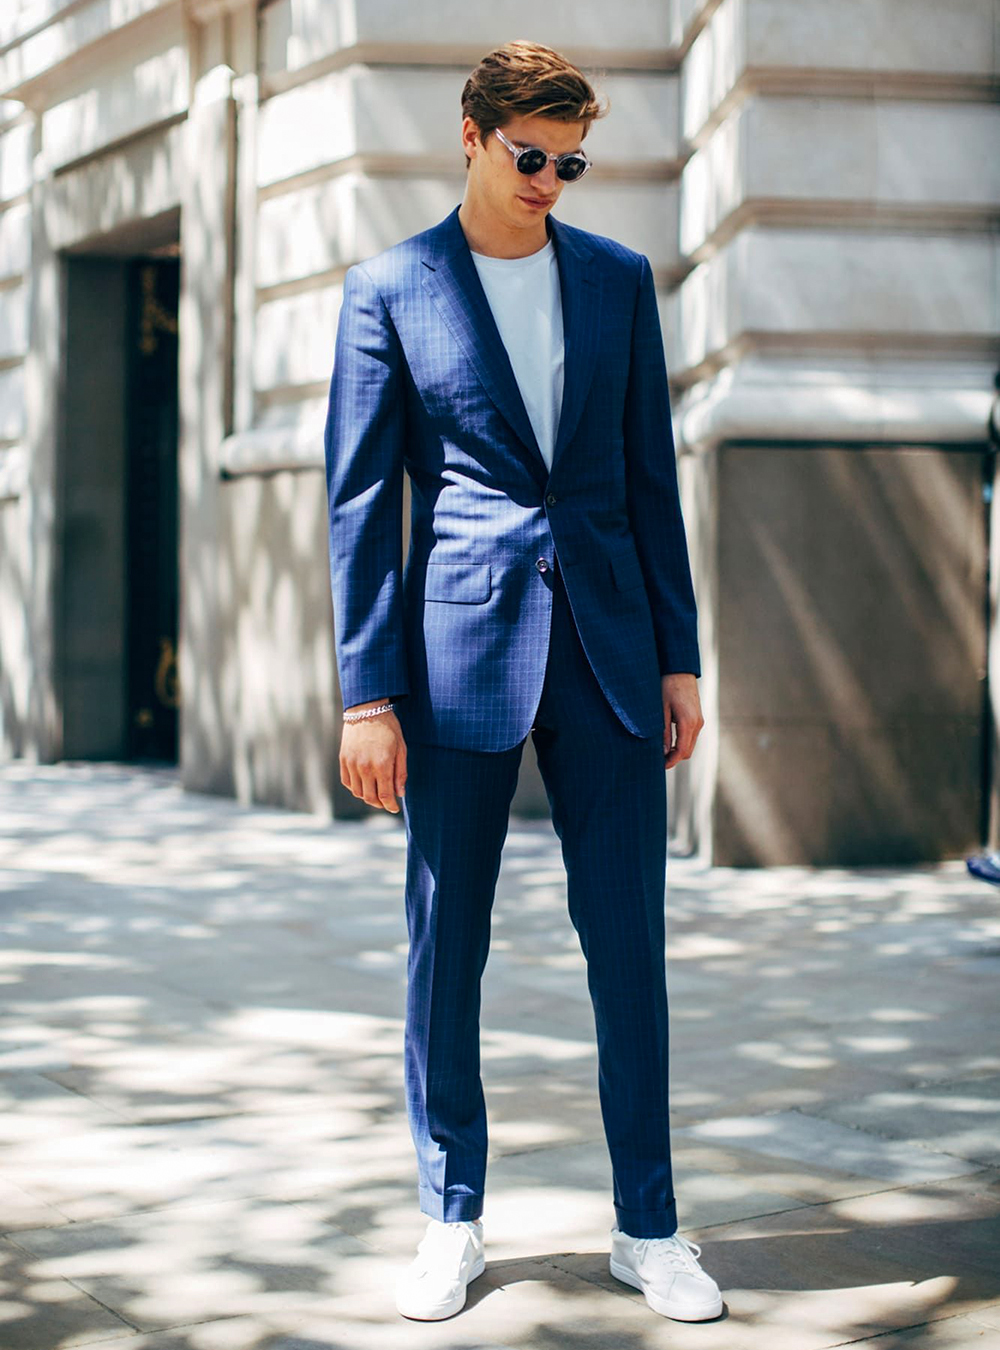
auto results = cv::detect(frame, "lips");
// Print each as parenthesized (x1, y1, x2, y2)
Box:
(519, 195, 553, 208)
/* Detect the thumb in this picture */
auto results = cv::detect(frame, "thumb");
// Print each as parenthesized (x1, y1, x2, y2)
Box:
(663, 706, 675, 749)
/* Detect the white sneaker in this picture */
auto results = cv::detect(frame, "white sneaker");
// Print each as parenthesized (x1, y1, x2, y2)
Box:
(394, 1217, 486, 1320)
(609, 1225, 723, 1321)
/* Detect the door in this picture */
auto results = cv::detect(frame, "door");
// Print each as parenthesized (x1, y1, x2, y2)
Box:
(124, 257, 180, 762)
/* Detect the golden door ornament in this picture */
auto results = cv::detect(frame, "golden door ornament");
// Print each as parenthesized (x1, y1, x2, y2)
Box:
(155, 637, 181, 708)
(139, 266, 178, 356)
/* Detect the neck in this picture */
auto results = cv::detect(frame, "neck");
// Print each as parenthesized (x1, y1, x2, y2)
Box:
(457, 194, 549, 259)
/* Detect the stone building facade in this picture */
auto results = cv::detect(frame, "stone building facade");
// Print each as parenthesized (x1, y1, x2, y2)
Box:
(0, 0, 997, 864)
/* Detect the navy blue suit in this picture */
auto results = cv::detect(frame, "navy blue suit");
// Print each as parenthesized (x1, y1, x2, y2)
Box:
(324, 203, 700, 1238)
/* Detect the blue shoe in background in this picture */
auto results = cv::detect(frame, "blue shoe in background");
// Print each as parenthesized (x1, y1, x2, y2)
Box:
(966, 852, 1000, 885)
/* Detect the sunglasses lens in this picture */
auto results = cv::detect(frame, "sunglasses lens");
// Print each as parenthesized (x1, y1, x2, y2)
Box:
(557, 156, 588, 182)
(515, 148, 548, 175)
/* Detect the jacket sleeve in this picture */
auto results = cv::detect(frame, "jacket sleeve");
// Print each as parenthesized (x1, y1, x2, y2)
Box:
(622, 253, 701, 678)
(323, 262, 409, 709)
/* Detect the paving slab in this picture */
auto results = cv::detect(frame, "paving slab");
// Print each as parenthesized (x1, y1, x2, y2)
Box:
(0, 1250, 136, 1349)
(848, 1319, 1000, 1348)
(1, 763, 999, 1350)
(484, 1129, 947, 1242)
(4, 1196, 383, 1333)
(673, 1109, 982, 1185)
(800, 1073, 1000, 1167)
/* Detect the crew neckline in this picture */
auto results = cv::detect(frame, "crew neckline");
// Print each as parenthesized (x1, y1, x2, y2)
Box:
(470, 237, 554, 266)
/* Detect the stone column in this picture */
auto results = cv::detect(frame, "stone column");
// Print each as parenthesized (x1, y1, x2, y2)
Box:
(987, 392, 1000, 847)
(177, 65, 237, 795)
(672, 0, 997, 864)
(23, 123, 61, 761)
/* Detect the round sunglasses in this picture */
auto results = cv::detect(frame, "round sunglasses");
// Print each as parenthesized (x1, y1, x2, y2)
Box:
(493, 126, 592, 183)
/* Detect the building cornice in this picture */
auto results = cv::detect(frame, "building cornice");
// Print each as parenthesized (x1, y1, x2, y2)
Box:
(181, 0, 253, 25)
(677, 364, 996, 454)
(0, 0, 184, 107)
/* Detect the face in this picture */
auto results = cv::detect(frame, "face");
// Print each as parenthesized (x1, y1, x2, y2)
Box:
(462, 112, 588, 232)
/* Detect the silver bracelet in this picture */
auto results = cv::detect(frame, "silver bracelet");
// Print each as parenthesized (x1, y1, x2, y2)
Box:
(343, 700, 395, 723)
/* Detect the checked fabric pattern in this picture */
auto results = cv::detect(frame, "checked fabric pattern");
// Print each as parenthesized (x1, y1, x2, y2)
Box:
(323, 203, 700, 752)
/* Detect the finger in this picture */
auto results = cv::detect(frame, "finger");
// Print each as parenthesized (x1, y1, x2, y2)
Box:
(663, 715, 680, 768)
(394, 741, 407, 799)
(347, 762, 364, 800)
(675, 716, 698, 760)
(665, 717, 698, 768)
(360, 766, 385, 809)
(376, 761, 400, 813)
(663, 709, 676, 754)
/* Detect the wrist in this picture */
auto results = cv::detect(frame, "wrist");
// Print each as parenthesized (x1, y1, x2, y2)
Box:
(343, 699, 396, 724)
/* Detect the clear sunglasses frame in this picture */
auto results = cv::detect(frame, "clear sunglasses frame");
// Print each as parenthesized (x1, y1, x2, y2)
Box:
(493, 126, 593, 182)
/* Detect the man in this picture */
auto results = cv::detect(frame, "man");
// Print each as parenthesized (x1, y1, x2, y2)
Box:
(324, 39, 722, 1325)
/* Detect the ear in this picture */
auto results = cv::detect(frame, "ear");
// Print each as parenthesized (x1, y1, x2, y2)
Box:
(461, 116, 483, 159)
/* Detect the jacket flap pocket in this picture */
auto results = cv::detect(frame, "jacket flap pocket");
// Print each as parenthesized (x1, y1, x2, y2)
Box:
(609, 546, 645, 592)
(424, 560, 492, 604)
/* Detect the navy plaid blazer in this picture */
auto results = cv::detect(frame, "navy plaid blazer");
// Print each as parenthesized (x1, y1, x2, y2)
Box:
(324, 203, 701, 752)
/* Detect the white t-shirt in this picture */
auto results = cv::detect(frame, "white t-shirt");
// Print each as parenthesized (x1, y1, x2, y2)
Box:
(470, 236, 564, 472)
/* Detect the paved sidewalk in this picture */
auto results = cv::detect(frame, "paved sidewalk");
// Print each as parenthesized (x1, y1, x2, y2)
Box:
(0, 762, 998, 1350)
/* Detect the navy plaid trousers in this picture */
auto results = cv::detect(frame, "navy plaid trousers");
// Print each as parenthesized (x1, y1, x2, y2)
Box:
(397, 555, 678, 1240)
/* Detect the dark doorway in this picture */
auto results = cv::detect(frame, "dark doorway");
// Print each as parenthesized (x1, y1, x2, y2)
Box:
(124, 258, 180, 762)
(59, 216, 181, 766)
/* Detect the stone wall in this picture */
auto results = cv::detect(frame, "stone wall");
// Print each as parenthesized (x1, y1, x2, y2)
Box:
(0, 0, 996, 859)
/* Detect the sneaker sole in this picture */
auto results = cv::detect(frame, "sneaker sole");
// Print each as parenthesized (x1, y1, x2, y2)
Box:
(396, 1252, 486, 1321)
(609, 1257, 723, 1321)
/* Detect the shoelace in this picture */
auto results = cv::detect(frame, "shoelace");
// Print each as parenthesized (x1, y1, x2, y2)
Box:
(635, 1233, 703, 1273)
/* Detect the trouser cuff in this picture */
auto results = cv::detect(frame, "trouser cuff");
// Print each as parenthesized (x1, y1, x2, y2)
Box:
(614, 1198, 679, 1239)
(419, 1182, 484, 1223)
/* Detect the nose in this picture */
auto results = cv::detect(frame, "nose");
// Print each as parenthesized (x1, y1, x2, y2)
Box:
(528, 159, 558, 194)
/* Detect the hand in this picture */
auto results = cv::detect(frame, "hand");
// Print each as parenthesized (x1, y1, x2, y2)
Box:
(661, 673, 703, 770)
(340, 704, 408, 812)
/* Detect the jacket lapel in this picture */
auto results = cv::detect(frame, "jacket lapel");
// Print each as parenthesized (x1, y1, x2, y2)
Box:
(419, 206, 601, 484)
(548, 212, 600, 474)
(421, 209, 543, 478)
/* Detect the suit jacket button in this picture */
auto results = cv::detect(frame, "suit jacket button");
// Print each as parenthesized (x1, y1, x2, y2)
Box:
(536, 557, 550, 573)
(546, 492, 557, 506)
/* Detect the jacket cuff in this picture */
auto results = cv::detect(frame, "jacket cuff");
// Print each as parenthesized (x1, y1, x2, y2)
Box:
(338, 668, 410, 712)
(658, 644, 702, 679)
